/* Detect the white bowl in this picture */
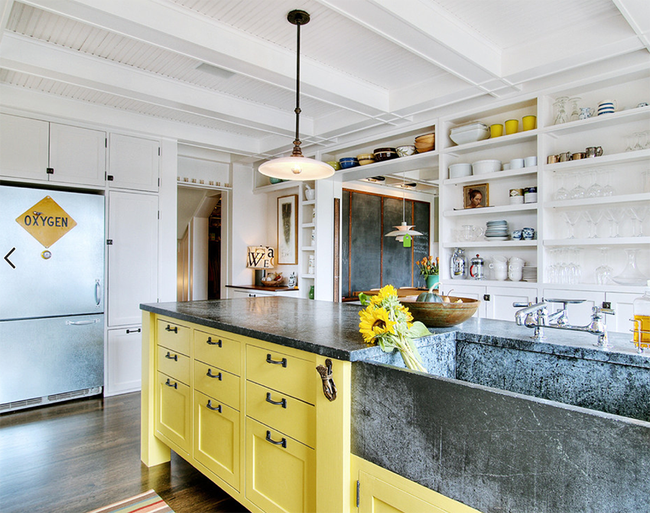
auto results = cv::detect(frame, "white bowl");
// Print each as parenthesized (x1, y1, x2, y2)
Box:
(449, 128, 489, 145)
(472, 159, 501, 175)
(449, 163, 472, 179)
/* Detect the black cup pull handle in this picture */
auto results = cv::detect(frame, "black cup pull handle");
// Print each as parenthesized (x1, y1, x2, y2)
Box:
(266, 392, 287, 408)
(165, 379, 177, 389)
(207, 368, 222, 380)
(265, 430, 287, 448)
(165, 325, 178, 333)
(206, 337, 222, 347)
(266, 354, 287, 367)
(207, 400, 222, 412)
(126, 328, 141, 334)
(165, 352, 178, 361)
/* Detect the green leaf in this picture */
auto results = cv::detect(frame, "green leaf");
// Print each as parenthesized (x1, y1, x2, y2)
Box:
(359, 292, 371, 306)
(408, 321, 431, 339)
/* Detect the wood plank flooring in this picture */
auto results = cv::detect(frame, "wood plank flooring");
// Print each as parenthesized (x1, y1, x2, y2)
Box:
(0, 393, 250, 513)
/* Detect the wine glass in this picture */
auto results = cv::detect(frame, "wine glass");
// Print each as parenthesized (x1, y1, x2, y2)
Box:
(569, 171, 586, 199)
(553, 96, 569, 125)
(599, 169, 616, 197)
(595, 247, 612, 285)
(586, 169, 602, 198)
(562, 210, 582, 239)
(554, 172, 569, 200)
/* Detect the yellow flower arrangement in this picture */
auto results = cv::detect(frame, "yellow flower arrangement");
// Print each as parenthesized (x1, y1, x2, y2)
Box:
(358, 285, 430, 372)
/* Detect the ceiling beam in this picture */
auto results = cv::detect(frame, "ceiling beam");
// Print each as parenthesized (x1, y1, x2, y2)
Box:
(613, 0, 650, 51)
(0, 0, 14, 45)
(20, 0, 390, 113)
(315, 0, 520, 94)
(0, 33, 308, 137)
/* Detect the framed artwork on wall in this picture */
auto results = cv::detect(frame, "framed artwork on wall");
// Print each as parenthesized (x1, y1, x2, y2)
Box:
(277, 194, 298, 265)
(463, 183, 489, 209)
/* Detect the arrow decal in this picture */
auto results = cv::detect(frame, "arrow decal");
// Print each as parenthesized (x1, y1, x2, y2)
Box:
(4, 247, 16, 269)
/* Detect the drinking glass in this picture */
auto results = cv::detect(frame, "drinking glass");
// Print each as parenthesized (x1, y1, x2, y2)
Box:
(562, 210, 582, 239)
(554, 172, 569, 200)
(629, 205, 648, 236)
(586, 169, 602, 198)
(569, 171, 586, 199)
(583, 209, 603, 238)
(605, 207, 625, 237)
(599, 169, 616, 197)
(595, 247, 612, 285)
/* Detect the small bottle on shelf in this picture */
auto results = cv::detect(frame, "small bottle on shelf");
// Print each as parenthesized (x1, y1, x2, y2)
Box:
(309, 285, 315, 300)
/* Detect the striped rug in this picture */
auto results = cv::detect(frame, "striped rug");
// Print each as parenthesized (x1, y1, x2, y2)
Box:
(87, 489, 174, 513)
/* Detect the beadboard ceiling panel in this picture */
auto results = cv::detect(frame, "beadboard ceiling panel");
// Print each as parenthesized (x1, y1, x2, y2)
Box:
(0, 0, 648, 157)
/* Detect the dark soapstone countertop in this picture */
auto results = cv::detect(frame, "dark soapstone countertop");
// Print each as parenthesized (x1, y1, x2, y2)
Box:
(141, 298, 647, 366)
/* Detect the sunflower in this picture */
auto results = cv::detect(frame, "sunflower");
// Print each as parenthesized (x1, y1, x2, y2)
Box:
(369, 284, 398, 306)
(359, 306, 396, 344)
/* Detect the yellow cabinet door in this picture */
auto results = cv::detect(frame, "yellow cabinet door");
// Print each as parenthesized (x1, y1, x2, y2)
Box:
(358, 471, 447, 513)
(156, 371, 191, 455)
(194, 390, 240, 491)
(245, 417, 315, 513)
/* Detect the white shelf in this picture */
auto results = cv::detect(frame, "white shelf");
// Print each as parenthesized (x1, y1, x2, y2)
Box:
(542, 105, 650, 136)
(444, 203, 538, 217)
(301, 222, 315, 228)
(443, 279, 539, 288)
(443, 130, 537, 155)
(539, 282, 646, 293)
(545, 192, 650, 209)
(302, 199, 315, 206)
(544, 237, 650, 247)
(444, 167, 537, 186)
(336, 151, 438, 182)
(443, 240, 538, 249)
(301, 246, 315, 251)
(300, 274, 315, 279)
(253, 181, 300, 194)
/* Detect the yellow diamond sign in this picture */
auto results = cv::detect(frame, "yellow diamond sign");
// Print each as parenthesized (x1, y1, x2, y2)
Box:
(16, 196, 77, 248)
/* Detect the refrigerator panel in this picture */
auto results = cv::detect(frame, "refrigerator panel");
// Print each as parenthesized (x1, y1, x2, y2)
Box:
(0, 314, 104, 405)
(0, 185, 105, 320)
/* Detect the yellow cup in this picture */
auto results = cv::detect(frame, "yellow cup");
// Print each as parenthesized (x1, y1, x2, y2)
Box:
(490, 124, 503, 138)
(505, 119, 519, 135)
(522, 115, 537, 131)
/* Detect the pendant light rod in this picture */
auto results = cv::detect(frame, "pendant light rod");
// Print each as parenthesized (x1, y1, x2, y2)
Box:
(288, 9, 309, 159)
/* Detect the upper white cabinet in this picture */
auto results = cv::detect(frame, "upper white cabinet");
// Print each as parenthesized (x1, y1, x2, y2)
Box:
(107, 190, 159, 327)
(0, 113, 49, 181)
(108, 133, 160, 192)
(49, 122, 106, 186)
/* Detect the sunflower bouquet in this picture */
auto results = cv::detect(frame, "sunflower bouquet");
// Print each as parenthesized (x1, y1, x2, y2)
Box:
(358, 285, 430, 372)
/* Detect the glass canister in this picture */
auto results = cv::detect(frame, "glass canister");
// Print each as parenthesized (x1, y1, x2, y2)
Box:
(632, 280, 650, 351)
(469, 254, 485, 280)
(451, 248, 467, 279)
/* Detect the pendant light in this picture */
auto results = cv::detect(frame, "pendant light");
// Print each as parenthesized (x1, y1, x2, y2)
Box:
(258, 10, 335, 181)
(385, 175, 422, 245)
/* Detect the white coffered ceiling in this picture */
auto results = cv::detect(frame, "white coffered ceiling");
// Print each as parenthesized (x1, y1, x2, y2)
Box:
(0, 0, 648, 160)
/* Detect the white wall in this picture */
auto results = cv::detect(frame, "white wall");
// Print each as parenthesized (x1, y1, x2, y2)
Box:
(159, 138, 178, 302)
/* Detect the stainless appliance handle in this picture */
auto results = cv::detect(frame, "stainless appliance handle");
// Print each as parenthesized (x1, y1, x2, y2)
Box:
(66, 319, 101, 326)
(95, 279, 101, 306)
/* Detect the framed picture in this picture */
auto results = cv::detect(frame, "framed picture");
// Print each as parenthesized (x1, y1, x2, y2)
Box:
(277, 194, 298, 265)
(463, 183, 489, 209)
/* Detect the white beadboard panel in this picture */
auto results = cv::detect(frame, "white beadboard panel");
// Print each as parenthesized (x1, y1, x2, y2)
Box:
(429, 0, 622, 50)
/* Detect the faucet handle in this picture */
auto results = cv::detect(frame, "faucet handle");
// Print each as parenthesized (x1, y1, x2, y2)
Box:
(546, 299, 585, 307)
(513, 301, 532, 308)
(593, 306, 615, 317)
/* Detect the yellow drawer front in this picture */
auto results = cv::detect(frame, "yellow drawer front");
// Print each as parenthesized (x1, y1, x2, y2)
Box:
(156, 372, 191, 454)
(246, 345, 316, 405)
(194, 360, 240, 410)
(194, 329, 241, 375)
(245, 417, 315, 513)
(157, 318, 191, 355)
(194, 391, 240, 492)
(246, 381, 315, 448)
(157, 346, 190, 384)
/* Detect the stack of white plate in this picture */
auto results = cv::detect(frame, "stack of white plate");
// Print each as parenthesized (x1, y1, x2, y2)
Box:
(485, 220, 509, 240)
(523, 266, 537, 282)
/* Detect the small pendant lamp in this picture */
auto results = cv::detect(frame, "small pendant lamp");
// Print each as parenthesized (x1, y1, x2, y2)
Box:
(258, 10, 334, 181)
(385, 176, 422, 244)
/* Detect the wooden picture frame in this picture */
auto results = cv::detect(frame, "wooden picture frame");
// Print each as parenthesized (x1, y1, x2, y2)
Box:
(277, 194, 298, 265)
(463, 183, 489, 209)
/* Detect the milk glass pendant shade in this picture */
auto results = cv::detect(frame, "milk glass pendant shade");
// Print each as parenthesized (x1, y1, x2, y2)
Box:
(258, 10, 335, 181)
(385, 176, 422, 242)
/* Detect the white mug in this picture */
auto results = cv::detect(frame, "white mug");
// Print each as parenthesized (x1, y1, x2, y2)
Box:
(524, 156, 537, 167)
(489, 261, 507, 281)
(508, 265, 523, 281)
(510, 158, 525, 169)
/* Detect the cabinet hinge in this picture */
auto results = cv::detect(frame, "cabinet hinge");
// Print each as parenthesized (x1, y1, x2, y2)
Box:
(105, 137, 107, 148)
(603, 301, 611, 309)
(356, 480, 360, 507)
(106, 239, 113, 245)
(158, 177, 161, 187)
(158, 211, 160, 220)
(483, 294, 491, 301)
(46, 167, 54, 175)
(158, 147, 161, 156)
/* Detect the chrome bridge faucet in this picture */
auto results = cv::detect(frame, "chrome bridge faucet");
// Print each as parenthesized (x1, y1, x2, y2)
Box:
(513, 298, 615, 348)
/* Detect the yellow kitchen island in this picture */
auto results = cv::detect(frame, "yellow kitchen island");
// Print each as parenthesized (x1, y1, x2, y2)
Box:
(140, 298, 480, 513)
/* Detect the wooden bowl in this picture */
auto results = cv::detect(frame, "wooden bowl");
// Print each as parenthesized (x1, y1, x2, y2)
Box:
(261, 277, 284, 287)
(400, 296, 480, 327)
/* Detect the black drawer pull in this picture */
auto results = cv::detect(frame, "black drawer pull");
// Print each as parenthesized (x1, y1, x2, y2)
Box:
(165, 325, 178, 333)
(165, 379, 177, 389)
(206, 337, 222, 347)
(165, 352, 178, 361)
(126, 328, 141, 334)
(207, 368, 222, 380)
(266, 392, 287, 408)
(265, 430, 287, 448)
(266, 354, 287, 367)
(207, 400, 222, 412)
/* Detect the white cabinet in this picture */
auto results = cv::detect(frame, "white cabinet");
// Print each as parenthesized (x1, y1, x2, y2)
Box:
(105, 326, 142, 396)
(108, 133, 160, 192)
(107, 191, 159, 327)
(229, 287, 299, 299)
(448, 282, 537, 321)
(605, 291, 638, 335)
(0, 113, 49, 180)
(49, 123, 106, 186)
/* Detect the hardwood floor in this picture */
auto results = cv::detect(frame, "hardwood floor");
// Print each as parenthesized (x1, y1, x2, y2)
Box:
(0, 393, 250, 513)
